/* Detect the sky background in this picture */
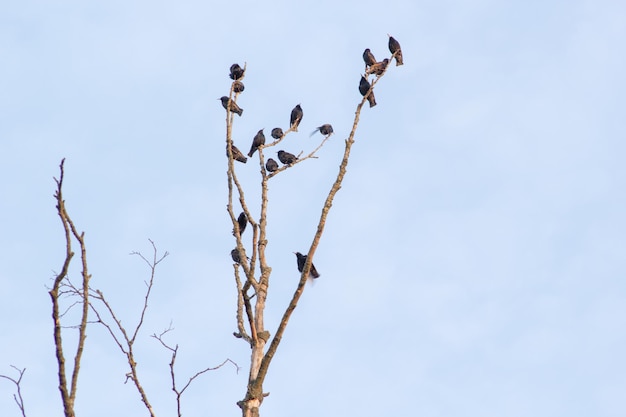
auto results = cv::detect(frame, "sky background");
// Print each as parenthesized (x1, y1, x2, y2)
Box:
(1, 0, 626, 416)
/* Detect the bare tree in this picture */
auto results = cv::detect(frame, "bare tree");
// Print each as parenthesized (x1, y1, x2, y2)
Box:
(49, 158, 92, 417)
(42, 163, 237, 416)
(3, 36, 402, 417)
(225, 37, 403, 417)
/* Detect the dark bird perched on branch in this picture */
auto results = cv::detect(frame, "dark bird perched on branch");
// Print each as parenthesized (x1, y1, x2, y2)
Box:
(388, 35, 403, 66)
(363, 48, 377, 69)
(227, 144, 247, 163)
(310, 124, 334, 137)
(233, 212, 247, 236)
(248, 129, 265, 157)
(231, 248, 247, 264)
(359, 76, 377, 107)
(368, 59, 389, 76)
(290, 104, 303, 131)
(295, 252, 320, 279)
(266, 158, 279, 172)
(230, 63, 245, 80)
(233, 81, 245, 93)
(277, 150, 297, 165)
(220, 96, 243, 116)
(271, 127, 284, 139)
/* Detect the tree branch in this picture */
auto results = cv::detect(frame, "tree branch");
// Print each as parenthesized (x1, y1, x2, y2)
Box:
(0, 366, 27, 417)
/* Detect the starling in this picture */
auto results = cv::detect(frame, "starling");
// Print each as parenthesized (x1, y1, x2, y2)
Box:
(220, 96, 243, 116)
(388, 35, 403, 66)
(359, 75, 377, 108)
(363, 48, 377, 68)
(310, 124, 334, 137)
(231, 248, 243, 264)
(266, 158, 279, 172)
(368, 59, 389, 76)
(295, 252, 320, 279)
(233, 81, 245, 93)
(290, 104, 303, 131)
(233, 212, 247, 236)
(271, 127, 284, 139)
(227, 144, 247, 163)
(229, 63, 245, 80)
(247, 129, 265, 157)
(277, 150, 297, 165)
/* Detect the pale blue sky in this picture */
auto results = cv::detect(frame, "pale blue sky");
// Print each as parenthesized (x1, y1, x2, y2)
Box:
(1, 1, 625, 416)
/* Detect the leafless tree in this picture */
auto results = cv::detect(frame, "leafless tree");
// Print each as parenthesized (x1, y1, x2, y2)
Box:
(37, 162, 236, 417)
(48, 158, 92, 417)
(3, 36, 402, 417)
(225, 38, 403, 417)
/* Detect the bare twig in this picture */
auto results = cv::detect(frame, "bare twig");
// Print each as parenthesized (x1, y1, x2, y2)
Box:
(88, 241, 168, 417)
(152, 328, 240, 417)
(0, 366, 27, 417)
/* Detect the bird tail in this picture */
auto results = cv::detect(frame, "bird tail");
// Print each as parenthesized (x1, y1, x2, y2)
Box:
(309, 129, 319, 137)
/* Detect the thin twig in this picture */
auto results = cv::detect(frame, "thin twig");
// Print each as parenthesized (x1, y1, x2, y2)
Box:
(152, 328, 240, 417)
(0, 366, 27, 417)
(89, 241, 168, 417)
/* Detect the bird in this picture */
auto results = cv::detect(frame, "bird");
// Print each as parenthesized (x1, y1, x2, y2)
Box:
(290, 104, 303, 131)
(277, 150, 297, 165)
(310, 124, 334, 137)
(363, 48, 377, 68)
(271, 127, 284, 139)
(220, 96, 243, 116)
(232, 212, 247, 236)
(231, 248, 244, 264)
(294, 252, 320, 279)
(266, 158, 279, 172)
(368, 59, 389, 76)
(388, 35, 403, 66)
(359, 76, 377, 107)
(227, 144, 247, 163)
(248, 129, 265, 157)
(230, 63, 245, 80)
(233, 81, 245, 93)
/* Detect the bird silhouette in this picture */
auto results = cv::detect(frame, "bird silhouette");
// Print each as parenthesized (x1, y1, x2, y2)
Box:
(277, 150, 297, 165)
(248, 129, 265, 157)
(266, 158, 279, 172)
(220, 96, 243, 116)
(290, 104, 303, 131)
(232, 212, 247, 236)
(271, 127, 284, 139)
(388, 35, 403, 66)
(295, 252, 320, 279)
(368, 59, 389, 76)
(359, 76, 377, 107)
(227, 144, 247, 163)
(310, 124, 334, 137)
(231, 248, 245, 264)
(229, 63, 245, 80)
(233, 81, 245, 93)
(363, 48, 377, 68)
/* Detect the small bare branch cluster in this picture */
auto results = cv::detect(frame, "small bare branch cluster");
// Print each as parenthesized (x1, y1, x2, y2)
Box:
(152, 327, 240, 417)
(222, 35, 403, 417)
(0, 365, 27, 417)
(41, 162, 237, 416)
(85, 240, 168, 417)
